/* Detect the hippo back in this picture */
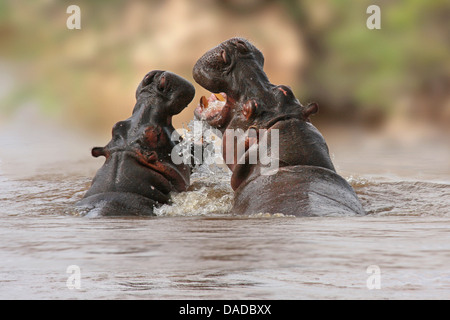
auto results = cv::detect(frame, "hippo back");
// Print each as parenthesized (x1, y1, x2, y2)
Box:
(233, 165, 365, 216)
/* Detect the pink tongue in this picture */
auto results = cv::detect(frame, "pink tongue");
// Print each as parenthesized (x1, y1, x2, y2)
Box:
(208, 93, 217, 103)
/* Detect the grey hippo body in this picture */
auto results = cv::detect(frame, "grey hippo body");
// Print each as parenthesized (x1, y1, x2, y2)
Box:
(76, 70, 195, 216)
(193, 38, 365, 216)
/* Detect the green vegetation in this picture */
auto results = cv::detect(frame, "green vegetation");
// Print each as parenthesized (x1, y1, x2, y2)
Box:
(0, 0, 448, 131)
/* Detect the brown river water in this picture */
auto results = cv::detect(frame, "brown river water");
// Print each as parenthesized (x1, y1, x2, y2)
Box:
(0, 112, 449, 300)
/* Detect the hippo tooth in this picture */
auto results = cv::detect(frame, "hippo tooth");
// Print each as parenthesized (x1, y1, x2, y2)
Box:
(214, 93, 225, 102)
(200, 96, 208, 109)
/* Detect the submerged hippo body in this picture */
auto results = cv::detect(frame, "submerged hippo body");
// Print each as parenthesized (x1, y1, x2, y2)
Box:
(193, 38, 365, 216)
(76, 71, 195, 217)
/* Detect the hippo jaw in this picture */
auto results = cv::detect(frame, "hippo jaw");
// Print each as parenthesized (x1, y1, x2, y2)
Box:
(193, 92, 233, 129)
(78, 71, 194, 216)
(83, 151, 184, 205)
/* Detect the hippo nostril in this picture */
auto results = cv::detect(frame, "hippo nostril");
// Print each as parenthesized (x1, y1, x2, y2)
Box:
(158, 74, 166, 91)
(221, 49, 228, 64)
(143, 75, 151, 86)
(234, 39, 249, 53)
(142, 70, 165, 87)
(143, 71, 157, 86)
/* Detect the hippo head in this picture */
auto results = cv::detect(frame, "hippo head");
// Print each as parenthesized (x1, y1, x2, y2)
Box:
(193, 37, 318, 132)
(77, 71, 195, 216)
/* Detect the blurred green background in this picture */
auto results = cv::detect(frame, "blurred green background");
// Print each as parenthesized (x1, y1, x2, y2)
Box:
(0, 0, 449, 136)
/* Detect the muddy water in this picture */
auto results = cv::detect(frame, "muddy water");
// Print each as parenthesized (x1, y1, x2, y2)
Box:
(0, 117, 449, 299)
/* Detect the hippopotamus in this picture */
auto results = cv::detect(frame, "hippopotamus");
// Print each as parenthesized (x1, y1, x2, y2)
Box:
(76, 70, 195, 216)
(193, 38, 365, 216)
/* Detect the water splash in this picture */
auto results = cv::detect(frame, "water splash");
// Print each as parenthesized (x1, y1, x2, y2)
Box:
(154, 120, 234, 217)
(154, 163, 233, 217)
(351, 176, 450, 217)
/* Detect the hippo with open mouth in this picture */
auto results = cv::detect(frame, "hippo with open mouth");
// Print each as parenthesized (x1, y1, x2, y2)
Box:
(76, 70, 195, 217)
(193, 38, 365, 216)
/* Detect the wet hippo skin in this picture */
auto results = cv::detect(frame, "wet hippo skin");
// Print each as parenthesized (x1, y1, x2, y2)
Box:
(76, 71, 195, 216)
(193, 38, 365, 216)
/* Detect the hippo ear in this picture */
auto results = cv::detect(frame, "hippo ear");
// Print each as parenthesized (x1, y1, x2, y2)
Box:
(91, 147, 108, 158)
(303, 102, 319, 119)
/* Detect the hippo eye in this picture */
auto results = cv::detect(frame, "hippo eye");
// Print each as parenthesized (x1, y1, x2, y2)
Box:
(112, 120, 130, 139)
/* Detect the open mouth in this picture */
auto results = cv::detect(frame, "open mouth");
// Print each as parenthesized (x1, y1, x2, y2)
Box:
(132, 149, 189, 193)
(194, 92, 232, 128)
